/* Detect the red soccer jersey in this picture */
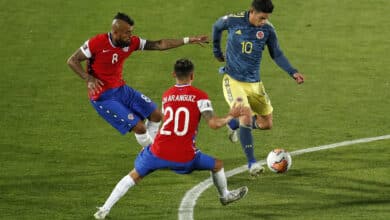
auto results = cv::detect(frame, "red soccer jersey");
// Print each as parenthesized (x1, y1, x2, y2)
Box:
(80, 33, 146, 100)
(151, 84, 213, 163)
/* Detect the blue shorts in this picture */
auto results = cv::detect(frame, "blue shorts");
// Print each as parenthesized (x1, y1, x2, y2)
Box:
(90, 85, 157, 134)
(135, 146, 216, 177)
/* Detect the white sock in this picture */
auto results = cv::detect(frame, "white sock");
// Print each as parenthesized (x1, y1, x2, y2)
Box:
(211, 168, 229, 198)
(102, 175, 135, 211)
(146, 120, 161, 140)
(134, 132, 153, 147)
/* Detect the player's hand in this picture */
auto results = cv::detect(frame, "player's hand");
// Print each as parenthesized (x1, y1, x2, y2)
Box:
(189, 35, 209, 47)
(229, 98, 244, 118)
(293, 72, 304, 84)
(86, 75, 104, 96)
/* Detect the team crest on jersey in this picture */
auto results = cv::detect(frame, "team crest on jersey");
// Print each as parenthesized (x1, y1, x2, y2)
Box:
(256, 31, 264, 39)
(122, 47, 129, 52)
(128, 113, 134, 120)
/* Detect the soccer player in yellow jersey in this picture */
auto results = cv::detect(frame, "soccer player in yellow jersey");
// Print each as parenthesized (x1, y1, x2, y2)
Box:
(212, 0, 304, 176)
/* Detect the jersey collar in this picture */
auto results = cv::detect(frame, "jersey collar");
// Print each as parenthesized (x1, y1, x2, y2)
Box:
(175, 84, 191, 87)
(108, 32, 116, 48)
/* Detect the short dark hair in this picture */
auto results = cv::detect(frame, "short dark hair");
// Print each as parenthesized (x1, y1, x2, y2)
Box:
(174, 58, 194, 79)
(114, 12, 134, 26)
(252, 0, 274, 13)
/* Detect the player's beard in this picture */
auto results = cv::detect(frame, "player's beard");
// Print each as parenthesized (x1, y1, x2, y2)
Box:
(115, 39, 130, 48)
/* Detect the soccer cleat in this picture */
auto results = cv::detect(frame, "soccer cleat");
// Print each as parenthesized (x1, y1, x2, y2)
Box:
(227, 125, 238, 143)
(249, 162, 265, 177)
(94, 207, 109, 219)
(220, 186, 248, 205)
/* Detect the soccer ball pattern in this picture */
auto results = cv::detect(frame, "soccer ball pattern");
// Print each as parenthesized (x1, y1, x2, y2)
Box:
(266, 148, 292, 173)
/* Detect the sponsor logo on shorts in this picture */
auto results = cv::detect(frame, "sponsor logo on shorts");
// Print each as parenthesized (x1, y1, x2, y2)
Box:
(224, 78, 234, 103)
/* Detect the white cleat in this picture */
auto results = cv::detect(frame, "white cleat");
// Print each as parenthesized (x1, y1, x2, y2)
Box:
(227, 125, 238, 143)
(220, 186, 248, 206)
(249, 162, 265, 177)
(94, 207, 109, 219)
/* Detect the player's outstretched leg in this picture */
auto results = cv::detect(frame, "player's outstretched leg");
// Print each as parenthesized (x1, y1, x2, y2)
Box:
(247, 114, 272, 176)
(94, 171, 140, 219)
(211, 159, 248, 205)
(94, 207, 110, 220)
(237, 107, 264, 176)
(248, 161, 264, 177)
(220, 186, 248, 206)
(227, 115, 260, 143)
(239, 124, 264, 176)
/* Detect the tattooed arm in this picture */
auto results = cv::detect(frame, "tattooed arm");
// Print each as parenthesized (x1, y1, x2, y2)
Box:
(67, 48, 103, 96)
(144, 35, 208, 50)
(201, 104, 242, 130)
(201, 110, 230, 130)
(67, 48, 89, 80)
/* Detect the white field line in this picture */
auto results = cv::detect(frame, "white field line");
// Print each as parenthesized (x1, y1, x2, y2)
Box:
(178, 134, 390, 220)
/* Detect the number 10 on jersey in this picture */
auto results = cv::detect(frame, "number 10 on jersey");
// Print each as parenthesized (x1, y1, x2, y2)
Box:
(241, 41, 253, 54)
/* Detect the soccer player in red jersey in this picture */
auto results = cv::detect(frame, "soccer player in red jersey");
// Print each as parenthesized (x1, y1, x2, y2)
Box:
(67, 12, 208, 147)
(93, 59, 248, 219)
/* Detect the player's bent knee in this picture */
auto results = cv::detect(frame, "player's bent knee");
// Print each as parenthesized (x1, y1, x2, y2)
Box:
(256, 115, 273, 130)
(213, 159, 224, 172)
(132, 121, 147, 134)
(261, 122, 273, 130)
(242, 106, 252, 116)
(129, 169, 142, 184)
(239, 107, 252, 125)
(149, 109, 163, 122)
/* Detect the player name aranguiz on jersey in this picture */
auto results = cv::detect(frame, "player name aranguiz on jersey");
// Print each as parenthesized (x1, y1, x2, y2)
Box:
(163, 95, 196, 104)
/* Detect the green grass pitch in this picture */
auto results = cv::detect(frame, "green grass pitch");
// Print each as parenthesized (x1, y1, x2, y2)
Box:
(1, 0, 389, 219)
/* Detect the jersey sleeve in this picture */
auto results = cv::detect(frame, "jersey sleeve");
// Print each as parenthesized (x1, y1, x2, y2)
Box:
(139, 38, 146, 50)
(80, 36, 100, 58)
(131, 36, 146, 51)
(196, 91, 213, 113)
(80, 40, 92, 58)
(267, 27, 298, 76)
(197, 99, 213, 113)
(212, 15, 229, 58)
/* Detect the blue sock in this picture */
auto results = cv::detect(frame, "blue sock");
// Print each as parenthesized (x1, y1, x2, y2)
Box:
(227, 118, 239, 130)
(252, 115, 259, 129)
(239, 125, 256, 166)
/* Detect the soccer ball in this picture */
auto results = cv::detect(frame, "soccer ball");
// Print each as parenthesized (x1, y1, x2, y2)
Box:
(266, 148, 292, 173)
